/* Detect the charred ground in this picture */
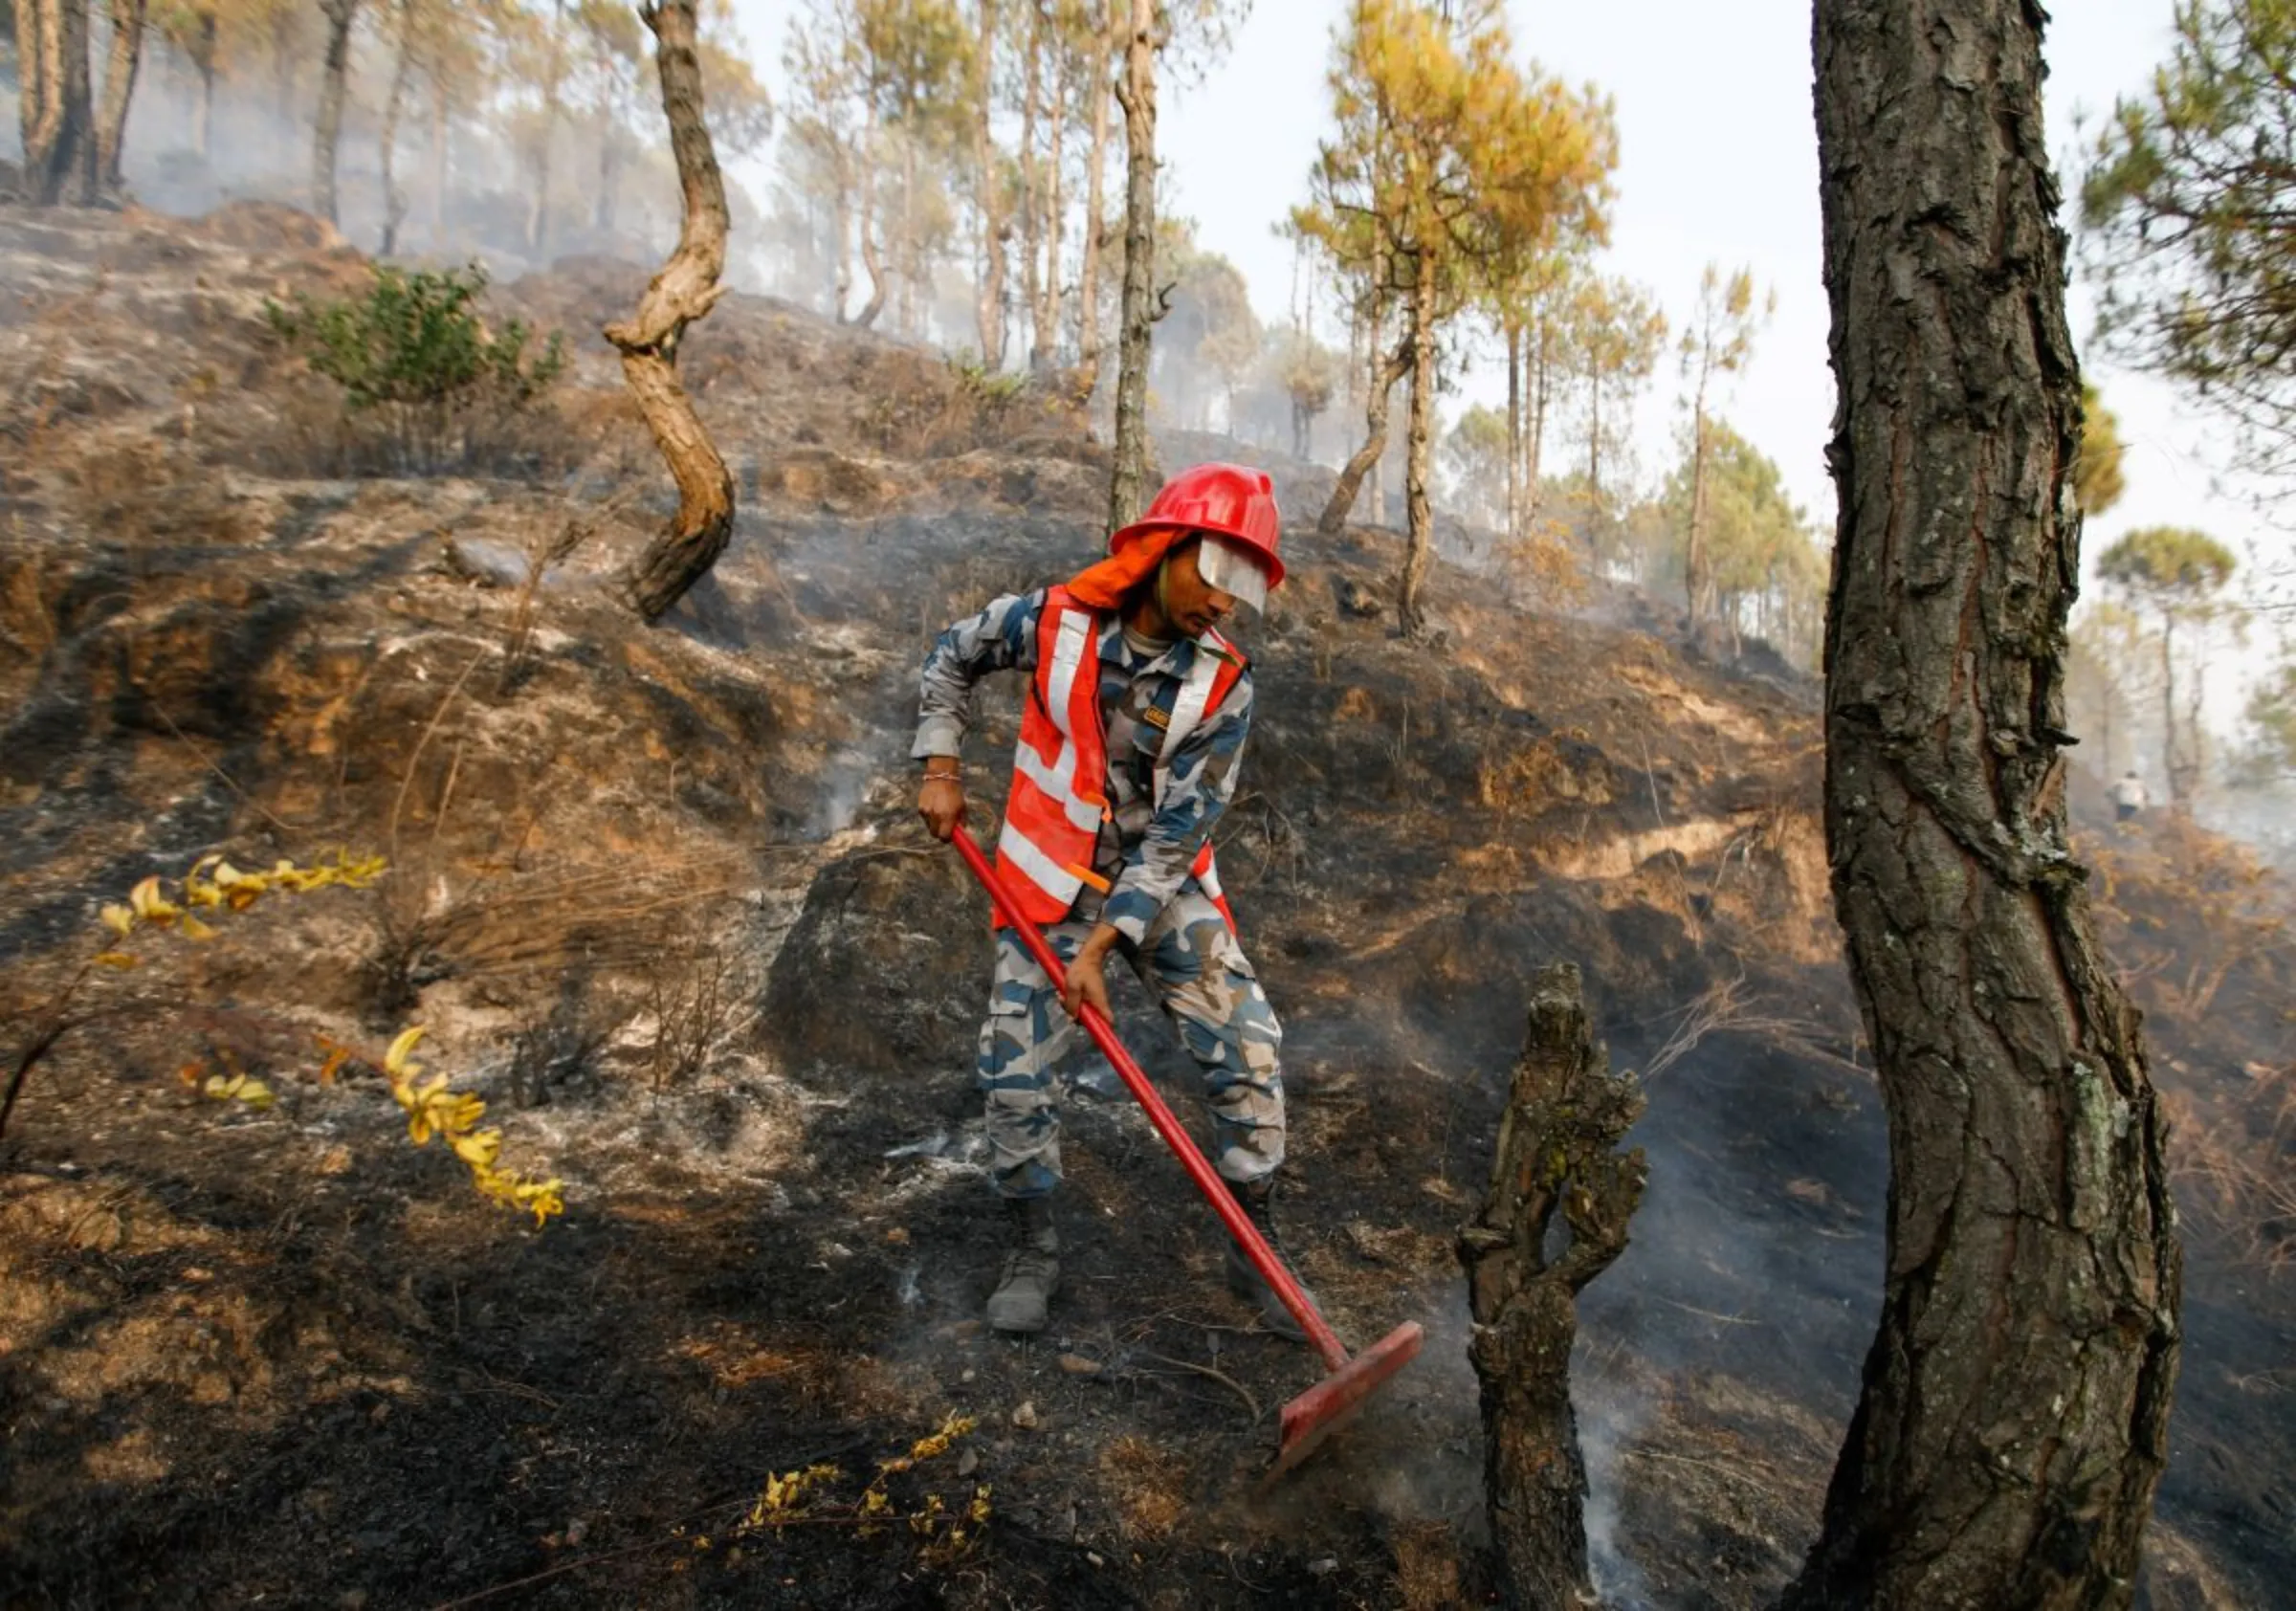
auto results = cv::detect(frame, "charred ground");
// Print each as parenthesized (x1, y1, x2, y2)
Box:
(0, 205, 2288, 1609)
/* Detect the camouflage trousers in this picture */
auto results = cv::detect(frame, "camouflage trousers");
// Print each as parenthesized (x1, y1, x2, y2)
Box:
(977, 891, 1286, 1199)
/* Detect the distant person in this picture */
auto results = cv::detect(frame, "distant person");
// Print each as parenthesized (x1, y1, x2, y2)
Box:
(912, 463, 1317, 1343)
(2113, 769, 2150, 823)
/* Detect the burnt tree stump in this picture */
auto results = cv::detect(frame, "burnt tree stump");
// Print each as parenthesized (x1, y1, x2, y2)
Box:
(1458, 961, 1646, 1610)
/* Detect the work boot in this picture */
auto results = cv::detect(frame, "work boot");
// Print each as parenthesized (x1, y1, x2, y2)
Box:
(1222, 1177, 1320, 1345)
(985, 1195, 1060, 1335)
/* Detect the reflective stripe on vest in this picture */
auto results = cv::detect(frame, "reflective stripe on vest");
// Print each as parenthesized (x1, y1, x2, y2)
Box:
(993, 589, 1247, 928)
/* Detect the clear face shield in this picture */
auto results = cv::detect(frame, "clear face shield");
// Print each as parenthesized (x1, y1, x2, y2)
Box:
(1195, 535, 1270, 613)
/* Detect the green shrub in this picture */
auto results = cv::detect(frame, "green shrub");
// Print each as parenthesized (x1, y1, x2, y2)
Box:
(266, 263, 567, 474)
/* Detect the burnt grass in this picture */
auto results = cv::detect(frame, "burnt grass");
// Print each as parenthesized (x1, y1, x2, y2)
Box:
(2, 204, 2292, 1609)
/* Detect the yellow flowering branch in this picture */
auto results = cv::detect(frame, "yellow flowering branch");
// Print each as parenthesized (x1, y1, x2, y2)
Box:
(3, 850, 387, 1140)
(731, 1412, 989, 1559)
(380, 1026, 565, 1226)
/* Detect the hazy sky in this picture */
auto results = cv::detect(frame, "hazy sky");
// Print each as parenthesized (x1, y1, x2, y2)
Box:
(738, 2, 2279, 687)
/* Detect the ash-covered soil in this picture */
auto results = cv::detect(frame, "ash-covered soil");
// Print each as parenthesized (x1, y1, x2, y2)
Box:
(2, 203, 2289, 1610)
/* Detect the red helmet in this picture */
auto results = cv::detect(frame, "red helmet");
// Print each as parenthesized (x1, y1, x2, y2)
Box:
(1110, 463, 1286, 590)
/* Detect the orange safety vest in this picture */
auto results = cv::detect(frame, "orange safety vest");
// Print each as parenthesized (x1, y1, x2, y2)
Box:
(995, 585, 1246, 930)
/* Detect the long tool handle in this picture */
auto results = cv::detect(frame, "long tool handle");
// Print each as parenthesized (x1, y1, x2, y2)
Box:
(951, 829, 1350, 1372)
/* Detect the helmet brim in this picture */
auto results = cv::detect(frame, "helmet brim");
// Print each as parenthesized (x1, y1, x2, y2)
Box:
(1110, 518, 1288, 591)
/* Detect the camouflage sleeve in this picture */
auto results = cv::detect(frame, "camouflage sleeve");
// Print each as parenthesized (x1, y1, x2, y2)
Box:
(1102, 667, 1253, 945)
(913, 589, 1045, 760)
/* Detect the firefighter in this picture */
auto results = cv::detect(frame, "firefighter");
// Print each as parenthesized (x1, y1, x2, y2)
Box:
(913, 463, 1316, 1341)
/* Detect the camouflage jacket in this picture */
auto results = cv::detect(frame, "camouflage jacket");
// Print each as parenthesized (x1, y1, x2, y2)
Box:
(915, 587, 1253, 943)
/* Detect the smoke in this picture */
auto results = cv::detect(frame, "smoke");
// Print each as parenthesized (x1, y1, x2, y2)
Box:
(1575, 1356, 1656, 1609)
(76, 38, 782, 282)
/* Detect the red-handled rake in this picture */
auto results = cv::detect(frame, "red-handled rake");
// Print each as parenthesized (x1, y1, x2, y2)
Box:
(951, 829, 1424, 1478)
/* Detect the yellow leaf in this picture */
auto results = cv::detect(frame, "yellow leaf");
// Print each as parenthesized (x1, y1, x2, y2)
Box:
(236, 1078, 275, 1109)
(451, 1128, 502, 1169)
(384, 1026, 427, 1074)
(180, 915, 218, 941)
(100, 905, 134, 937)
(93, 950, 139, 969)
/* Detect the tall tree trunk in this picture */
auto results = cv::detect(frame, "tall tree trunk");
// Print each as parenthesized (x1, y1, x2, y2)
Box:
(972, 0, 1007, 368)
(1527, 312, 1551, 520)
(2158, 616, 2185, 804)
(270, 8, 295, 120)
(1320, 326, 1408, 536)
(1076, 29, 1112, 386)
(428, 77, 447, 242)
(1686, 405, 1711, 621)
(378, 11, 413, 254)
(193, 14, 216, 159)
(609, 0, 737, 624)
(853, 103, 888, 329)
(95, 0, 145, 199)
(18, 0, 99, 206)
(830, 153, 853, 321)
(1786, 4, 2182, 1607)
(1584, 374, 1602, 529)
(897, 133, 918, 334)
(1397, 258, 1436, 640)
(1017, 11, 1044, 364)
(1106, 0, 1157, 535)
(1034, 42, 1068, 372)
(312, 0, 357, 227)
(1505, 321, 1522, 542)
(595, 121, 619, 232)
(1460, 964, 1645, 1611)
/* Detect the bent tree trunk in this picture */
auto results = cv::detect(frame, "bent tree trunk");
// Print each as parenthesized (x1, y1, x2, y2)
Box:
(312, 0, 357, 226)
(95, 0, 145, 198)
(17, 0, 99, 206)
(1319, 330, 1409, 536)
(1789, 4, 2182, 1608)
(1459, 963, 1645, 1610)
(609, 0, 737, 623)
(1106, 0, 1157, 534)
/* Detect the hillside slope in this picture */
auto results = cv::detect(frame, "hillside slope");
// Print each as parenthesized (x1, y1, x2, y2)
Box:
(1, 204, 2287, 1610)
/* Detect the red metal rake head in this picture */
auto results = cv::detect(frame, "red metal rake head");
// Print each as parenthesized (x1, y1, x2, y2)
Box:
(1271, 1320, 1426, 1479)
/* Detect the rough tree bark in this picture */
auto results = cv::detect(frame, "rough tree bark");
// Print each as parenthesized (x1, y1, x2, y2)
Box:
(608, 0, 738, 623)
(1459, 963, 1645, 1611)
(16, 0, 99, 206)
(1318, 329, 1409, 536)
(311, 0, 357, 226)
(94, 0, 145, 199)
(1106, 0, 1158, 534)
(1785, 4, 2183, 1607)
(1396, 254, 1436, 638)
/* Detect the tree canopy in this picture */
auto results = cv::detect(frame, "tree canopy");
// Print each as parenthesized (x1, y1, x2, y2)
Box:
(2082, 0, 2296, 475)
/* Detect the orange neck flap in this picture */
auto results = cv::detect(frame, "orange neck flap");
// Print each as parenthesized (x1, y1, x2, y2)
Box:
(1063, 525, 1184, 613)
